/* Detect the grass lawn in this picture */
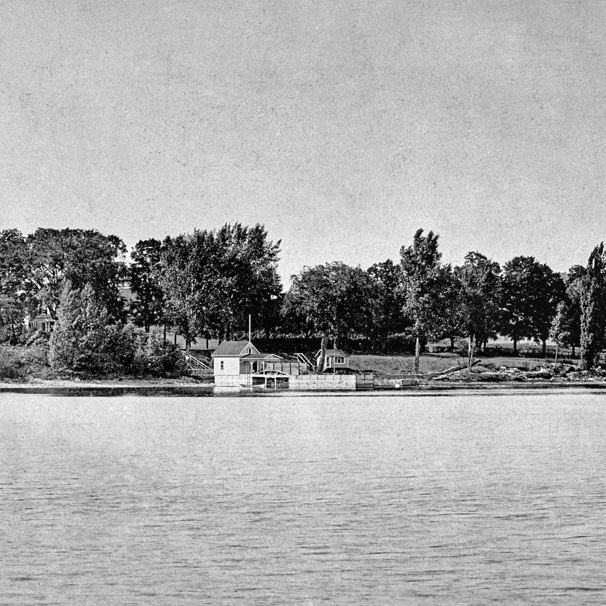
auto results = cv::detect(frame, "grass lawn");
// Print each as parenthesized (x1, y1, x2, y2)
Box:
(350, 353, 577, 376)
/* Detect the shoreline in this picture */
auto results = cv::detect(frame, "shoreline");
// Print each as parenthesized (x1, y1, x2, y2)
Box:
(2, 380, 606, 397)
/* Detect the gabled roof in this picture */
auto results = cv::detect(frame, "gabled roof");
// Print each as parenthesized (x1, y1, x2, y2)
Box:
(211, 340, 259, 357)
(316, 349, 349, 358)
(240, 353, 283, 361)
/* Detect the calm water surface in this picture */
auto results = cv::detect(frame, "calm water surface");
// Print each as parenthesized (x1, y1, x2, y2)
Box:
(1, 392, 606, 604)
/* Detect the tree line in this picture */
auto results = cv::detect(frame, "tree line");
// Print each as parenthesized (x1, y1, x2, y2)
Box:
(1, 224, 605, 373)
(0, 224, 281, 374)
(283, 230, 573, 371)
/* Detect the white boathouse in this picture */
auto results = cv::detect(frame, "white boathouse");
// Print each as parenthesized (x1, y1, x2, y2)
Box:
(212, 340, 368, 390)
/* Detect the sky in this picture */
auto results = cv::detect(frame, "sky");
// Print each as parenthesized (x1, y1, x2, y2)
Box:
(1, 0, 605, 286)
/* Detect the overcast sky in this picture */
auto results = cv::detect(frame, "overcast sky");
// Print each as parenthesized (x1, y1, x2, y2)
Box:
(2, 0, 605, 285)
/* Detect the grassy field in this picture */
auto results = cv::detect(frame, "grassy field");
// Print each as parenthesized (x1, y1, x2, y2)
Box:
(349, 353, 575, 376)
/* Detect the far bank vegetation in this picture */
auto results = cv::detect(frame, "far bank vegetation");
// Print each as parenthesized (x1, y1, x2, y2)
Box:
(0, 224, 604, 379)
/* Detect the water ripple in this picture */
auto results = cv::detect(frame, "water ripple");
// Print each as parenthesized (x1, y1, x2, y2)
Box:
(2, 393, 606, 604)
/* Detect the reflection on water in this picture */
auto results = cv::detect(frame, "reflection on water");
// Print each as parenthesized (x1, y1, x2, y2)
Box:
(1, 393, 606, 604)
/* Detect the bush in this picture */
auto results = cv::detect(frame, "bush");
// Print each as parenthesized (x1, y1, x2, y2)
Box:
(0, 346, 52, 381)
(132, 331, 186, 377)
(0, 347, 24, 379)
(49, 283, 137, 376)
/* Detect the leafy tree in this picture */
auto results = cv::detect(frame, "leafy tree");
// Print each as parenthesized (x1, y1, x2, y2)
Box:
(430, 264, 464, 349)
(563, 265, 584, 356)
(0, 295, 26, 344)
(0, 229, 33, 342)
(49, 283, 135, 374)
(400, 229, 444, 373)
(129, 239, 165, 332)
(132, 331, 186, 376)
(210, 223, 282, 338)
(550, 301, 573, 364)
(366, 260, 408, 347)
(159, 234, 208, 352)
(0, 229, 31, 293)
(280, 288, 316, 340)
(159, 224, 281, 350)
(257, 291, 283, 339)
(501, 256, 565, 356)
(454, 252, 502, 369)
(579, 244, 606, 370)
(282, 262, 378, 352)
(27, 228, 127, 321)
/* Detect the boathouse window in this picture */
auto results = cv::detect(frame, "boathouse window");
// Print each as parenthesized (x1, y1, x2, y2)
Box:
(335, 356, 345, 364)
(220, 361, 224, 370)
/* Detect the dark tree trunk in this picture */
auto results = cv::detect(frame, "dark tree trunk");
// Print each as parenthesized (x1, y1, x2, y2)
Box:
(542, 339, 547, 358)
(316, 335, 327, 374)
(513, 338, 518, 354)
(467, 334, 475, 373)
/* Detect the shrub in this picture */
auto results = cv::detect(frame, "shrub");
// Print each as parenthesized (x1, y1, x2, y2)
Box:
(0, 347, 24, 379)
(0, 346, 52, 381)
(132, 331, 186, 377)
(49, 283, 136, 376)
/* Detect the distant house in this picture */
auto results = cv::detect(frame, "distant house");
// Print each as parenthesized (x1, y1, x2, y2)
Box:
(316, 349, 350, 373)
(27, 311, 56, 334)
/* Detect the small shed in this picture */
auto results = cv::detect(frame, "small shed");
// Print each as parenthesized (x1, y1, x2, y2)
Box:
(316, 349, 350, 373)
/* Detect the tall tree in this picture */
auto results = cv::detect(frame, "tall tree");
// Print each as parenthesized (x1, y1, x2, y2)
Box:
(159, 224, 281, 350)
(0, 229, 32, 342)
(454, 252, 502, 369)
(27, 228, 127, 321)
(550, 301, 573, 364)
(366, 260, 407, 348)
(400, 229, 443, 374)
(48, 283, 135, 374)
(159, 233, 211, 352)
(129, 239, 165, 332)
(579, 244, 606, 370)
(501, 256, 565, 356)
(282, 262, 378, 351)
(430, 264, 465, 349)
(563, 265, 584, 356)
(211, 223, 282, 338)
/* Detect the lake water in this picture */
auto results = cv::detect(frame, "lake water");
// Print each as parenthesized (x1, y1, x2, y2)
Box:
(1, 392, 606, 605)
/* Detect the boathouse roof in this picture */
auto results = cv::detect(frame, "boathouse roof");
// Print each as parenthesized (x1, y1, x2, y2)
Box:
(212, 340, 259, 357)
(240, 353, 282, 361)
